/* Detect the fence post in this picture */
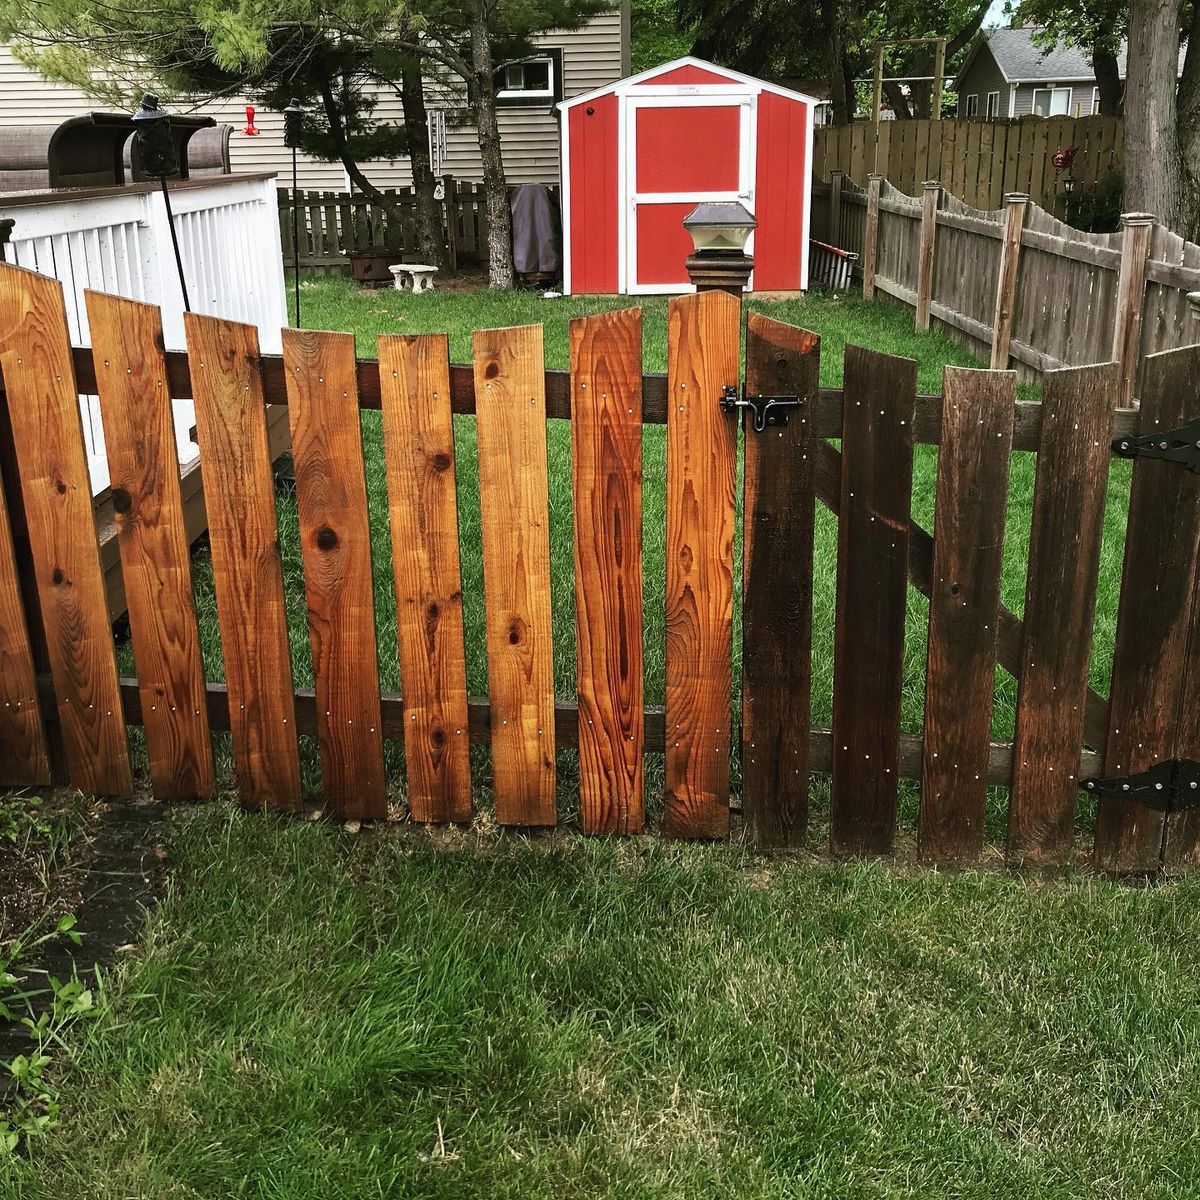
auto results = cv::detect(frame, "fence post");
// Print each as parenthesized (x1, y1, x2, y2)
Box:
(990, 192, 1028, 369)
(1111, 211, 1154, 408)
(829, 170, 844, 247)
(442, 174, 458, 273)
(861, 174, 882, 299)
(915, 180, 940, 332)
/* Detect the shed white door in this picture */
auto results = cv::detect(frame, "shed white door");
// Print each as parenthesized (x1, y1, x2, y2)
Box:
(623, 93, 755, 294)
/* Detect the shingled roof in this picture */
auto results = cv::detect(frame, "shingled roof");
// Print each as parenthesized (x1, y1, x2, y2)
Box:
(953, 27, 1184, 88)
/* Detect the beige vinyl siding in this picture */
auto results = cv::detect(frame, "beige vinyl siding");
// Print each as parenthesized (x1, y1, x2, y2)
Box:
(1, 6, 625, 191)
(954, 49, 1011, 118)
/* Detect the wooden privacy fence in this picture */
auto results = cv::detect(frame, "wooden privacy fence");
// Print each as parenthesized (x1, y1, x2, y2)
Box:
(813, 116, 1123, 212)
(814, 174, 1200, 403)
(3, 259, 1200, 871)
(278, 178, 490, 273)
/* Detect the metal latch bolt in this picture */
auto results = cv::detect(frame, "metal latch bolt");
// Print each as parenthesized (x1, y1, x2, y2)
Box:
(719, 385, 803, 434)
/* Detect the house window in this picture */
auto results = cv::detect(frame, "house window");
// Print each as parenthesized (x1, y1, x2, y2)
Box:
(1092, 86, 1101, 114)
(495, 49, 563, 106)
(965, 94, 979, 117)
(1032, 86, 1072, 116)
(986, 91, 1000, 118)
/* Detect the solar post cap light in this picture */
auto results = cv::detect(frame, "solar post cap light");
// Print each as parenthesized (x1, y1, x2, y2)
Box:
(283, 97, 304, 328)
(132, 92, 191, 312)
(682, 200, 757, 296)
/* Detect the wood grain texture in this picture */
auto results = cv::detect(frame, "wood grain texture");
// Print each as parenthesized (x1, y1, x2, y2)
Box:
(915, 182, 940, 331)
(0, 263, 130, 795)
(663, 290, 740, 839)
(919, 367, 1015, 860)
(186, 312, 301, 810)
(284, 329, 386, 819)
(1106, 347, 1200, 870)
(378, 333, 472, 824)
(990, 195, 1027, 369)
(570, 309, 644, 835)
(0, 467, 49, 786)
(1008, 362, 1116, 866)
(830, 344, 916, 856)
(87, 290, 213, 802)
(473, 324, 556, 826)
(741, 312, 818, 850)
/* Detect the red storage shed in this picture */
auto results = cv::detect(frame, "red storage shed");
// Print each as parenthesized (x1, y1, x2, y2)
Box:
(558, 56, 815, 295)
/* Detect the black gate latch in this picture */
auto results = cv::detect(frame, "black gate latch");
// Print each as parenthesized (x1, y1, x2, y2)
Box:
(1112, 419, 1200, 473)
(1081, 758, 1200, 813)
(720, 386, 803, 434)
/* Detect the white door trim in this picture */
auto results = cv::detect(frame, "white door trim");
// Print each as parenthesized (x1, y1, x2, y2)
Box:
(619, 90, 756, 295)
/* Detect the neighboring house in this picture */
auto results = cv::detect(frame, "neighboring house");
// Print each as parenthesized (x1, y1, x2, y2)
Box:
(0, 6, 628, 190)
(952, 26, 1185, 119)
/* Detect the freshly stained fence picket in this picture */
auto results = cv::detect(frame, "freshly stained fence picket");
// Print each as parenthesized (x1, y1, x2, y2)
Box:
(4, 259, 1200, 871)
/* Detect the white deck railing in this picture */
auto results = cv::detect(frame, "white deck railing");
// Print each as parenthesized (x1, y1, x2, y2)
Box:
(2, 173, 287, 496)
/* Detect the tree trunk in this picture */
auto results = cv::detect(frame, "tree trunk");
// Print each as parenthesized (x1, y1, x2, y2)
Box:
(824, 0, 852, 125)
(400, 57, 449, 270)
(1176, 6, 1200, 238)
(317, 76, 403, 231)
(469, 0, 514, 289)
(1092, 45, 1124, 116)
(1124, 0, 1183, 226)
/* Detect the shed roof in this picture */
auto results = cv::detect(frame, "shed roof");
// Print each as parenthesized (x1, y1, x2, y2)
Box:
(558, 55, 819, 111)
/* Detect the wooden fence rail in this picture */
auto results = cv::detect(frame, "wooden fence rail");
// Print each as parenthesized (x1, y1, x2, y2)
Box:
(813, 174, 1200, 398)
(3, 259, 1200, 872)
(814, 115, 1124, 212)
(277, 178, 491, 273)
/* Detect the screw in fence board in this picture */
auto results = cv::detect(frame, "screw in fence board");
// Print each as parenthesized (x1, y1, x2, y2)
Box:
(571, 308, 645, 835)
(186, 313, 302, 810)
(1007, 361, 1116, 867)
(378, 333, 473, 825)
(663, 290, 740, 839)
(861, 174, 882, 300)
(1098, 346, 1200, 871)
(915, 181, 940, 332)
(918, 366, 1015, 861)
(1111, 212, 1155, 409)
(473, 324, 557, 826)
(0, 264, 132, 796)
(990, 193, 1029, 369)
(86, 291, 213, 802)
(829, 345, 916, 856)
(741, 313, 818, 851)
(829, 170, 845, 247)
(283, 329, 388, 820)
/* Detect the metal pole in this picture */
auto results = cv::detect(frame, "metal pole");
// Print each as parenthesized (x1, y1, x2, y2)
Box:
(159, 176, 191, 312)
(291, 145, 301, 327)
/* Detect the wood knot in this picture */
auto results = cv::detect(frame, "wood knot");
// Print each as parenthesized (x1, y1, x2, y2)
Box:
(315, 526, 338, 551)
(54, 479, 67, 495)
(112, 487, 132, 515)
(949, 582, 962, 596)
(484, 360, 500, 379)
(430, 451, 452, 472)
(508, 616, 527, 646)
(51, 567, 64, 586)
(430, 728, 446, 748)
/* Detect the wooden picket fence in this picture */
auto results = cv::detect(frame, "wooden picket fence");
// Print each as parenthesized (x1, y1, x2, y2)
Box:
(813, 174, 1200, 404)
(813, 115, 1124, 212)
(2, 258, 1200, 871)
(277, 178, 490, 273)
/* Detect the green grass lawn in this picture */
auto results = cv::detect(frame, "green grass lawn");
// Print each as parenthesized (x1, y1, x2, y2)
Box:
(121, 276, 1129, 838)
(6, 806, 1200, 1198)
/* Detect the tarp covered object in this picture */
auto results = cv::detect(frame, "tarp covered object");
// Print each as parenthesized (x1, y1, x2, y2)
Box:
(511, 182, 562, 274)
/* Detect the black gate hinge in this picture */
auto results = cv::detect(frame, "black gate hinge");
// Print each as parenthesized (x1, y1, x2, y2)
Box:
(1081, 758, 1200, 813)
(1112, 419, 1200, 473)
(720, 385, 803, 434)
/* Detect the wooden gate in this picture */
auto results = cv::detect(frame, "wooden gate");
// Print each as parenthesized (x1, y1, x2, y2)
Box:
(1, 259, 1198, 871)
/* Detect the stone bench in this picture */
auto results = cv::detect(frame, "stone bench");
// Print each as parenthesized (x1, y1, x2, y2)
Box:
(388, 263, 438, 294)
